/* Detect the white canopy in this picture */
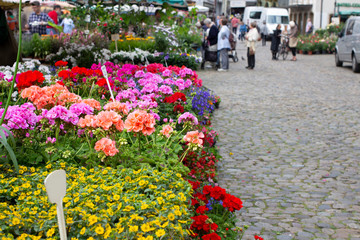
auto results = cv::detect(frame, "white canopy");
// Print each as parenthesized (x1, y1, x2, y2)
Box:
(188, 5, 209, 13)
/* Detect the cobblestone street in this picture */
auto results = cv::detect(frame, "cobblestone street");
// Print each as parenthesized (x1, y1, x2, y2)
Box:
(199, 42, 360, 240)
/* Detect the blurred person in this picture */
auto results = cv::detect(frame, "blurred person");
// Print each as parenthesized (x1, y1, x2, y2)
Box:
(260, 20, 268, 46)
(60, 13, 74, 34)
(26, 1, 54, 35)
(305, 18, 313, 35)
(217, 19, 231, 72)
(231, 15, 240, 34)
(289, 21, 299, 61)
(245, 22, 260, 70)
(239, 21, 246, 41)
(270, 24, 282, 60)
(47, 5, 61, 35)
(7, 11, 17, 32)
(204, 18, 218, 51)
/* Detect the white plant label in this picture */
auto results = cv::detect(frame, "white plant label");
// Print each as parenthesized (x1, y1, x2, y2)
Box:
(44, 170, 67, 240)
(101, 66, 115, 101)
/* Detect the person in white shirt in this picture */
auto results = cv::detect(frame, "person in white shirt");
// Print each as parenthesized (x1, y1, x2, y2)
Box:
(217, 19, 231, 72)
(305, 18, 313, 35)
(245, 22, 260, 70)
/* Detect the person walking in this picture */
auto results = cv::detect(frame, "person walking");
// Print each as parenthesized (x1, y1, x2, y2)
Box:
(231, 15, 240, 35)
(305, 18, 313, 35)
(239, 21, 246, 41)
(289, 21, 299, 61)
(245, 22, 259, 70)
(26, 1, 54, 35)
(260, 20, 268, 46)
(47, 5, 61, 35)
(217, 19, 231, 72)
(270, 24, 282, 60)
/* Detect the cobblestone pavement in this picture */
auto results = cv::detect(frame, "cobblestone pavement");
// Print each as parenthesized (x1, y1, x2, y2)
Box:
(198, 42, 360, 240)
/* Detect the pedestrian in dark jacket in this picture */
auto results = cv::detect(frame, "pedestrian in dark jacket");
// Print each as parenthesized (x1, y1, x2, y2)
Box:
(271, 24, 281, 60)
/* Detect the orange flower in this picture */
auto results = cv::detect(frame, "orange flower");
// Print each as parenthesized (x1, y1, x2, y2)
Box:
(124, 110, 155, 136)
(183, 130, 205, 147)
(57, 92, 82, 106)
(160, 124, 173, 138)
(94, 138, 119, 156)
(81, 99, 101, 111)
(104, 101, 129, 115)
(95, 111, 124, 131)
(78, 115, 97, 128)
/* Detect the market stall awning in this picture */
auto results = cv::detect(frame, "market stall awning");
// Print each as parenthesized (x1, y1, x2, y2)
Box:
(188, 5, 209, 13)
(0, 0, 30, 9)
(335, 10, 360, 16)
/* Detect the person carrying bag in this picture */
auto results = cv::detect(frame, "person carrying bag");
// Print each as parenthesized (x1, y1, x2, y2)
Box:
(245, 22, 260, 70)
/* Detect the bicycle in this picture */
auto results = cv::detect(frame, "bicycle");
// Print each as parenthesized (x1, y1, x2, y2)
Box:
(277, 35, 290, 60)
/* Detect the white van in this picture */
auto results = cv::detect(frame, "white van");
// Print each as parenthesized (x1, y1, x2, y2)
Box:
(243, 7, 264, 26)
(259, 8, 289, 36)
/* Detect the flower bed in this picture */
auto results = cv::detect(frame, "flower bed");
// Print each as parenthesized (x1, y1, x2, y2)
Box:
(0, 61, 260, 239)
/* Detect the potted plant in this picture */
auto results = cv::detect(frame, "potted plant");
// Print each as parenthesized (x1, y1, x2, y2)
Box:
(98, 13, 123, 40)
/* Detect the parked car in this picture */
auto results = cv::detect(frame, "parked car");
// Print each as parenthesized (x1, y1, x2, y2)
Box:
(335, 16, 360, 73)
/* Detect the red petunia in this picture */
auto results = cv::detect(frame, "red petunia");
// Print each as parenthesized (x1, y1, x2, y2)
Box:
(17, 70, 45, 91)
(202, 233, 221, 240)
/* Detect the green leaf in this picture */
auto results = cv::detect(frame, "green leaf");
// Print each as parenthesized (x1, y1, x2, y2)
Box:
(0, 137, 19, 174)
(0, 126, 15, 147)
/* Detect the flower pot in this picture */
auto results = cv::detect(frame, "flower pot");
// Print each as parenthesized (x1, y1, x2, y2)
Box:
(308, 51, 313, 55)
(299, 50, 303, 54)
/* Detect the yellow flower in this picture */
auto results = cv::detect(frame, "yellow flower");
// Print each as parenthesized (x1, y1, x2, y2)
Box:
(12, 218, 20, 225)
(95, 225, 104, 235)
(80, 227, 86, 235)
(141, 223, 153, 232)
(155, 229, 165, 237)
(87, 238, 95, 240)
(141, 203, 149, 210)
(139, 180, 146, 186)
(157, 197, 164, 205)
(88, 215, 98, 226)
(168, 213, 175, 221)
(113, 194, 120, 201)
(46, 228, 55, 237)
(71, 238, 79, 240)
(129, 225, 138, 232)
(174, 209, 182, 216)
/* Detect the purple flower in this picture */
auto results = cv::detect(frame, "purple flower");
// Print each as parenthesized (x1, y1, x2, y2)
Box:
(69, 103, 94, 116)
(42, 106, 79, 125)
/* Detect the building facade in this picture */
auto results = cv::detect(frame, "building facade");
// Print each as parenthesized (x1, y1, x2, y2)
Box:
(281, 0, 360, 34)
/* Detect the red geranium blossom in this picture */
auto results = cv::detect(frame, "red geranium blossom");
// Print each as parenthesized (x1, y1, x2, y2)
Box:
(164, 92, 187, 104)
(196, 205, 209, 214)
(173, 104, 184, 113)
(54, 60, 68, 67)
(222, 193, 243, 212)
(202, 233, 221, 240)
(17, 70, 45, 91)
(254, 235, 264, 240)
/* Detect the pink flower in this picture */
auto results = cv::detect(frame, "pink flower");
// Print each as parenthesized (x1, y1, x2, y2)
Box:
(124, 109, 156, 136)
(94, 137, 119, 156)
(160, 124, 173, 138)
(183, 130, 204, 147)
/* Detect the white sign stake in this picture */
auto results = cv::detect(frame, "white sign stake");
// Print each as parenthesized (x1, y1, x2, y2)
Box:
(44, 170, 67, 240)
(101, 66, 115, 101)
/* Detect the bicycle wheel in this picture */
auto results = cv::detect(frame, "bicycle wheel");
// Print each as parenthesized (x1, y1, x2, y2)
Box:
(282, 49, 288, 60)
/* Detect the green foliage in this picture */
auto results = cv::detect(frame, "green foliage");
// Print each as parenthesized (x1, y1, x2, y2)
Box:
(109, 38, 156, 52)
(0, 127, 18, 173)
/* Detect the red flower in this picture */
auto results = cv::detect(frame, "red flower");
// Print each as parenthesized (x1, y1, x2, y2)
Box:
(190, 215, 209, 231)
(209, 186, 226, 201)
(56, 81, 65, 86)
(58, 70, 74, 80)
(96, 78, 107, 87)
(54, 60, 68, 67)
(173, 104, 184, 113)
(196, 205, 209, 214)
(202, 233, 221, 240)
(164, 92, 187, 104)
(188, 180, 201, 190)
(17, 70, 45, 91)
(222, 193, 243, 212)
(203, 223, 218, 232)
(103, 23, 108, 27)
(254, 235, 264, 240)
